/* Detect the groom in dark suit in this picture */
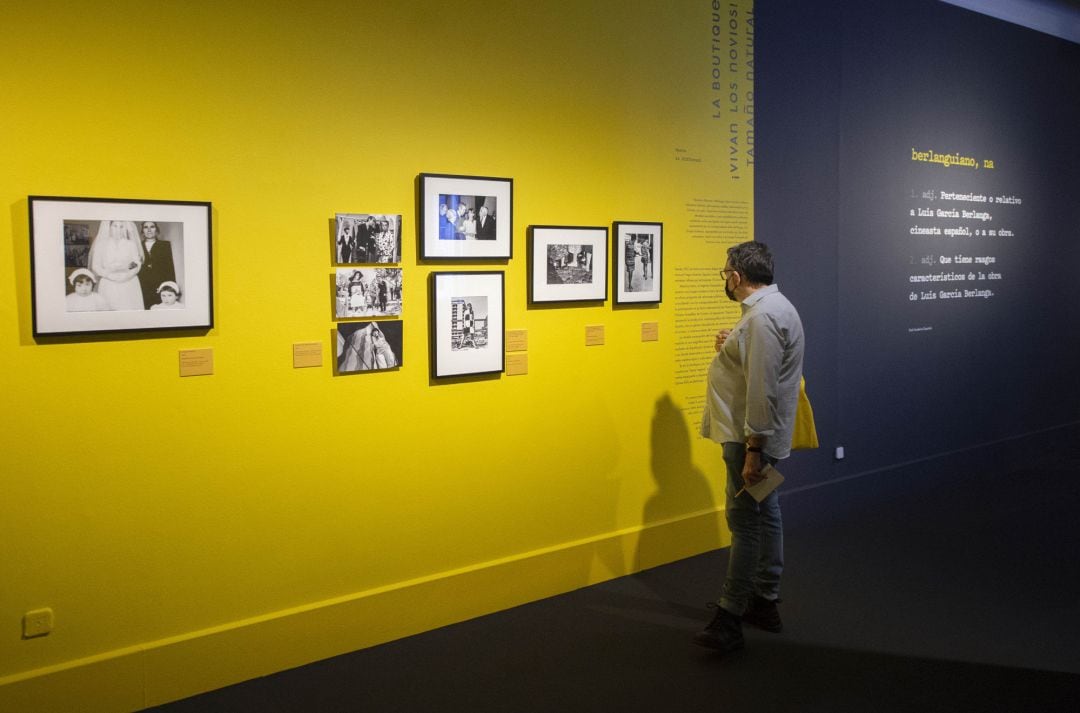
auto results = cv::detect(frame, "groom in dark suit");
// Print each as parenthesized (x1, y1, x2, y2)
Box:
(139, 221, 177, 309)
(476, 204, 496, 240)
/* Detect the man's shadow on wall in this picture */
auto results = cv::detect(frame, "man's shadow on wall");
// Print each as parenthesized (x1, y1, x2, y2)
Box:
(632, 394, 721, 601)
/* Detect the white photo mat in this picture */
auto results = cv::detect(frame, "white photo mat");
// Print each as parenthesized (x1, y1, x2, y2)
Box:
(30, 196, 212, 336)
(431, 271, 504, 377)
(529, 225, 608, 303)
(613, 221, 663, 304)
(420, 173, 513, 259)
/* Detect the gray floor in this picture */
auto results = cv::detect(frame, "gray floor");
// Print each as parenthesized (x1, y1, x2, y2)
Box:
(150, 449, 1080, 712)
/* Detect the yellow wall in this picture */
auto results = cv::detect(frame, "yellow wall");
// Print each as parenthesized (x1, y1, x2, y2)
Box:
(1, 1, 754, 709)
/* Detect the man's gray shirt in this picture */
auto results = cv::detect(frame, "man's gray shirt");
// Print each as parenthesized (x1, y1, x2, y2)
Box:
(701, 284, 805, 460)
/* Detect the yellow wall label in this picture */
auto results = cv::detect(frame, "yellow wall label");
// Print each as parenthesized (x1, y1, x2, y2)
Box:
(179, 349, 214, 377)
(292, 342, 323, 368)
(506, 353, 528, 375)
(641, 322, 659, 342)
(506, 329, 528, 352)
(585, 325, 605, 346)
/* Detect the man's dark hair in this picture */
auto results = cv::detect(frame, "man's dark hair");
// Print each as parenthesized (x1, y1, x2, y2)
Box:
(727, 241, 774, 285)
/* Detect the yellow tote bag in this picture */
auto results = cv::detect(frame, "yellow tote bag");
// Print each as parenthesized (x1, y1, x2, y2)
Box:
(791, 376, 819, 450)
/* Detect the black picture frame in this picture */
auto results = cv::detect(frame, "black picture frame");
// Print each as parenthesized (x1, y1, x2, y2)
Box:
(419, 173, 512, 260)
(613, 221, 662, 304)
(29, 195, 213, 337)
(528, 225, 608, 304)
(430, 271, 505, 378)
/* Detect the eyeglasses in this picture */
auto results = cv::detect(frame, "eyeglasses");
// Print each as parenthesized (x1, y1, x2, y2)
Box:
(720, 269, 738, 280)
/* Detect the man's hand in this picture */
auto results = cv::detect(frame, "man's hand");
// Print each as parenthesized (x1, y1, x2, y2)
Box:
(714, 329, 732, 352)
(742, 450, 766, 486)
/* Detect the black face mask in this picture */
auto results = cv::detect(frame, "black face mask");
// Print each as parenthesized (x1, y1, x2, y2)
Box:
(724, 274, 737, 302)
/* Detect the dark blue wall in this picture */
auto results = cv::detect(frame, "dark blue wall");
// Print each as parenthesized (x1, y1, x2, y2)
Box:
(757, 0, 1080, 488)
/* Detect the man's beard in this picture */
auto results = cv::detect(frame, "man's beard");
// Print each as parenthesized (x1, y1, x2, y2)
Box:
(724, 283, 737, 302)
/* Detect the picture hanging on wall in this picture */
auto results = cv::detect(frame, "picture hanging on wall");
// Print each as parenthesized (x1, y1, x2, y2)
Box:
(528, 225, 608, 303)
(419, 173, 512, 259)
(334, 267, 402, 318)
(336, 320, 403, 374)
(430, 271, 504, 378)
(29, 196, 213, 337)
(335, 213, 402, 264)
(613, 221, 663, 304)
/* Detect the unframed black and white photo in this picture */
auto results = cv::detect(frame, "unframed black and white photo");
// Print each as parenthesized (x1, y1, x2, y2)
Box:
(335, 213, 401, 264)
(334, 268, 402, 318)
(336, 320, 403, 373)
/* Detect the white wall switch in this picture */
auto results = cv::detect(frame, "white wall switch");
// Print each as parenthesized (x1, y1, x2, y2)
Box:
(23, 608, 53, 638)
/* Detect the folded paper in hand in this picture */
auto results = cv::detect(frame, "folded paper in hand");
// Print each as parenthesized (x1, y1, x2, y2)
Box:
(743, 464, 785, 502)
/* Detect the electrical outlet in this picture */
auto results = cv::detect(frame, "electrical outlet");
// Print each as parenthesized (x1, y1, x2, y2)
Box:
(23, 608, 53, 639)
(835, 446, 845, 460)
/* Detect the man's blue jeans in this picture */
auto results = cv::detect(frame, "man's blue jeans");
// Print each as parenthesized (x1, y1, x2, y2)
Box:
(719, 442, 784, 616)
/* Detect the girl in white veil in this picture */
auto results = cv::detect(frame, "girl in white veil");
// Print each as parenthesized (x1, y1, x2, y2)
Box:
(88, 220, 145, 310)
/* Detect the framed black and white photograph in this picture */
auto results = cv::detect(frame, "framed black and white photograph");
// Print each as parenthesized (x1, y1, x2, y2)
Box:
(419, 173, 512, 259)
(335, 213, 401, 264)
(336, 320, 403, 374)
(430, 271, 504, 378)
(529, 225, 608, 303)
(334, 267, 402, 318)
(29, 196, 213, 336)
(613, 221, 663, 304)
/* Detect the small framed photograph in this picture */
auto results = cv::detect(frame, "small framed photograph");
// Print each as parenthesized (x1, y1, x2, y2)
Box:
(336, 320, 403, 374)
(529, 225, 608, 303)
(335, 213, 402, 264)
(613, 221, 663, 304)
(430, 271, 504, 378)
(29, 196, 213, 336)
(334, 267, 402, 318)
(419, 173, 512, 259)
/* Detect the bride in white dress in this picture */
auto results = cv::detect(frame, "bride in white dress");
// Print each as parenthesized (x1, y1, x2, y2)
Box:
(88, 220, 145, 310)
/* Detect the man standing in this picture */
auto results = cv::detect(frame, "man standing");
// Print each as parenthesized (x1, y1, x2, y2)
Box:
(139, 221, 176, 310)
(476, 204, 496, 240)
(695, 241, 804, 654)
(355, 216, 377, 262)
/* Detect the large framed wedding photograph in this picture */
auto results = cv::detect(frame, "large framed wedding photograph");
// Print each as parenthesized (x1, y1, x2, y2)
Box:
(419, 173, 512, 260)
(30, 196, 213, 336)
(430, 271, 504, 378)
(613, 221, 662, 304)
(529, 225, 608, 303)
